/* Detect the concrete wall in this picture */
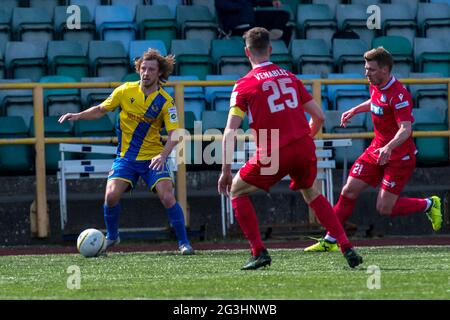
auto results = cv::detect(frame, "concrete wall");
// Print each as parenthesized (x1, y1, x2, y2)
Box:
(0, 166, 449, 245)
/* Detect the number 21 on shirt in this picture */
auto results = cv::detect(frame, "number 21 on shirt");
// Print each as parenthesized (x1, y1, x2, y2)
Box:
(262, 78, 298, 113)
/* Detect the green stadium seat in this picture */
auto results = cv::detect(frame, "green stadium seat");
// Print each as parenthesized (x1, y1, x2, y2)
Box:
(47, 41, 90, 81)
(336, 4, 377, 48)
(417, 3, 450, 40)
(69, 0, 101, 20)
(74, 117, 115, 159)
(379, 4, 417, 46)
(414, 37, 450, 77)
(121, 73, 140, 82)
(5, 41, 47, 82)
(211, 39, 250, 76)
(54, 5, 95, 55)
(408, 73, 448, 112)
(165, 75, 205, 121)
(0, 9, 11, 58)
(0, 78, 33, 125)
(80, 76, 116, 124)
(312, 0, 340, 15)
(290, 39, 332, 75)
(413, 107, 449, 164)
(129, 40, 167, 68)
(372, 36, 413, 75)
(297, 4, 337, 44)
(296, 74, 329, 111)
(95, 5, 137, 52)
(136, 5, 177, 52)
(176, 5, 217, 43)
(152, 0, 182, 18)
(270, 40, 292, 71)
(29, 0, 60, 17)
(0, 116, 33, 173)
(12, 7, 53, 43)
(171, 39, 212, 80)
(39, 75, 81, 117)
(332, 39, 369, 75)
(88, 40, 130, 81)
(30, 115, 75, 172)
(201, 110, 228, 132)
(204, 74, 238, 111)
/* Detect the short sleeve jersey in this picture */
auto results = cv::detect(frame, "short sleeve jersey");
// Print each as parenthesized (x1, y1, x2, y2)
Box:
(101, 81, 179, 160)
(368, 76, 416, 160)
(230, 62, 313, 154)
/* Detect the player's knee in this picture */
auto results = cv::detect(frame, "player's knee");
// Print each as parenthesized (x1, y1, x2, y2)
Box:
(341, 184, 359, 199)
(159, 191, 176, 208)
(104, 190, 121, 207)
(376, 202, 393, 215)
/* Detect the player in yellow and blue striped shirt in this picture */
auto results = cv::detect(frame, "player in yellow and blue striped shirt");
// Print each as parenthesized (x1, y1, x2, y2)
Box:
(59, 49, 194, 255)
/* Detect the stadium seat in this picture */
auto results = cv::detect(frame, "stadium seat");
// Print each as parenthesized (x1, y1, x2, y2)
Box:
(201, 110, 228, 163)
(69, 0, 101, 19)
(413, 37, 450, 77)
(176, 5, 217, 43)
(192, 0, 217, 17)
(171, 39, 212, 80)
(312, 0, 340, 15)
(88, 40, 130, 81)
(0, 9, 12, 56)
(1, 0, 20, 18)
(122, 73, 139, 82)
(0, 49, 5, 79)
(204, 74, 239, 111)
(80, 76, 116, 123)
(290, 39, 333, 75)
(95, 5, 137, 52)
(350, 0, 382, 5)
(295, 74, 329, 111)
(74, 116, 115, 159)
(136, 5, 177, 51)
(30, 115, 75, 171)
(5, 41, 47, 82)
(379, 4, 417, 46)
(412, 107, 449, 164)
(0, 116, 33, 173)
(332, 39, 369, 75)
(39, 75, 81, 117)
(324, 110, 367, 166)
(211, 39, 250, 76)
(12, 7, 53, 43)
(47, 40, 89, 81)
(297, 4, 337, 45)
(327, 73, 369, 112)
(165, 75, 206, 121)
(389, 0, 419, 16)
(110, 0, 144, 18)
(29, 0, 60, 17)
(409, 72, 448, 112)
(417, 3, 450, 40)
(129, 40, 167, 68)
(336, 4, 377, 47)
(152, 0, 182, 18)
(0, 79, 33, 125)
(54, 5, 95, 55)
(270, 40, 292, 71)
(371, 36, 413, 75)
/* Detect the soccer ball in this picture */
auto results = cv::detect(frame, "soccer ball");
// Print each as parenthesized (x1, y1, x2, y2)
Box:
(77, 228, 106, 258)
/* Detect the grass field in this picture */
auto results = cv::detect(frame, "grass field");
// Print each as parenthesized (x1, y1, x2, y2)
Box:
(0, 246, 449, 300)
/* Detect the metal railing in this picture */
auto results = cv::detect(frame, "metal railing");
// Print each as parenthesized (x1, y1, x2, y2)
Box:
(1, 78, 449, 238)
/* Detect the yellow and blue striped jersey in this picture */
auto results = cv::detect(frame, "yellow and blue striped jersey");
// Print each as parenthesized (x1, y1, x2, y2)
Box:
(101, 81, 179, 160)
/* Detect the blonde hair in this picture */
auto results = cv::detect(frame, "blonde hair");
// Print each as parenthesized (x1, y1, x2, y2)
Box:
(364, 47, 393, 72)
(134, 49, 176, 83)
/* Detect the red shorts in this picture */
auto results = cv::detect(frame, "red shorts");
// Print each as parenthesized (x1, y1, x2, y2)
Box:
(239, 135, 317, 192)
(349, 150, 416, 195)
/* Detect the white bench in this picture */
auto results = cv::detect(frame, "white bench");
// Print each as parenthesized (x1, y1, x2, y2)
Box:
(220, 139, 352, 238)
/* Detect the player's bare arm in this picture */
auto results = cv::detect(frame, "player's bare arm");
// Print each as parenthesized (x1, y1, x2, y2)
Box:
(340, 99, 371, 127)
(218, 113, 242, 195)
(375, 121, 412, 165)
(302, 99, 325, 137)
(58, 105, 108, 123)
(149, 129, 179, 171)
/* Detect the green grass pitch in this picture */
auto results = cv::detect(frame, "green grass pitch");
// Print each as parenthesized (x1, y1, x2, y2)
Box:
(0, 246, 449, 300)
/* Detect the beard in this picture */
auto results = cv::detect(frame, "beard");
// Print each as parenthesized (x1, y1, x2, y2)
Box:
(141, 78, 157, 89)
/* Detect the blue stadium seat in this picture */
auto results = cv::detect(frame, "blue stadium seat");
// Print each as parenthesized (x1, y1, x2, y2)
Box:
(69, 0, 101, 19)
(336, 4, 377, 47)
(111, 0, 145, 18)
(95, 5, 137, 52)
(5, 41, 47, 81)
(409, 72, 448, 112)
(80, 76, 116, 124)
(54, 5, 95, 55)
(379, 4, 417, 46)
(297, 4, 337, 45)
(88, 40, 130, 81)
(40, 75, 81, 117)
(417, 3, 450, 40)
(12, 7, 53, 44)
(165, 75, 205, 121)
(211, 39, 250, 77)
(290, 39, 333, 75)
(176, 5, 217, 43)
(327, 73, 369, 112)
(0, 47, 5, 79)
(129, 40, 167, 68)
(312, 0, 340, 15)
(332, 39, 369, 75)
(47, 40, 89, 81)
(295, 74, 329, 111)
(152, 0, 182, 18)
(413, 37, 450, 77)
(29, 0, 60, 17)
(74, 116, 116, 160)
(204, 74, 239, 111)
(0, 78, 33, 125)
(0, 9, 12, 57)
(1, 0, 20, 18)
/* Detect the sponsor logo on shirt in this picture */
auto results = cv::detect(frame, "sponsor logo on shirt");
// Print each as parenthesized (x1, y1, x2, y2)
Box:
(371, 103, 384, 116)
(395, 101, 409, 109)
(168, 107, 178, 123)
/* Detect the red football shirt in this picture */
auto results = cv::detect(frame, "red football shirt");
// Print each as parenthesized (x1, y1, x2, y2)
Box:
(368, 76, 416, 161)
(230, 62, 313, 155)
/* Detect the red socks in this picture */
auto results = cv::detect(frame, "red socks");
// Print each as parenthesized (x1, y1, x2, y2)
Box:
(310, 195, 352, 252)
(391, 197, 427, 216)
(232, 196, 265, 256)
(334, 194, 357, 225)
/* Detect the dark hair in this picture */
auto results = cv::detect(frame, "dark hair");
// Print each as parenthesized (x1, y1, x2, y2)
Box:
(243, 27, 271, 57)
(364, 47, 393, 72)
(134, 49, 176, 82)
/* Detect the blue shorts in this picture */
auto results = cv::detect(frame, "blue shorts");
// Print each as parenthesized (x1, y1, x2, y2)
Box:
(108, 157, 173, 192)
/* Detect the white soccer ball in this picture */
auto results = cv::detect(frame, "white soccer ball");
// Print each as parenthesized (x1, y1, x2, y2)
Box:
(77, 228, 106, 257)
